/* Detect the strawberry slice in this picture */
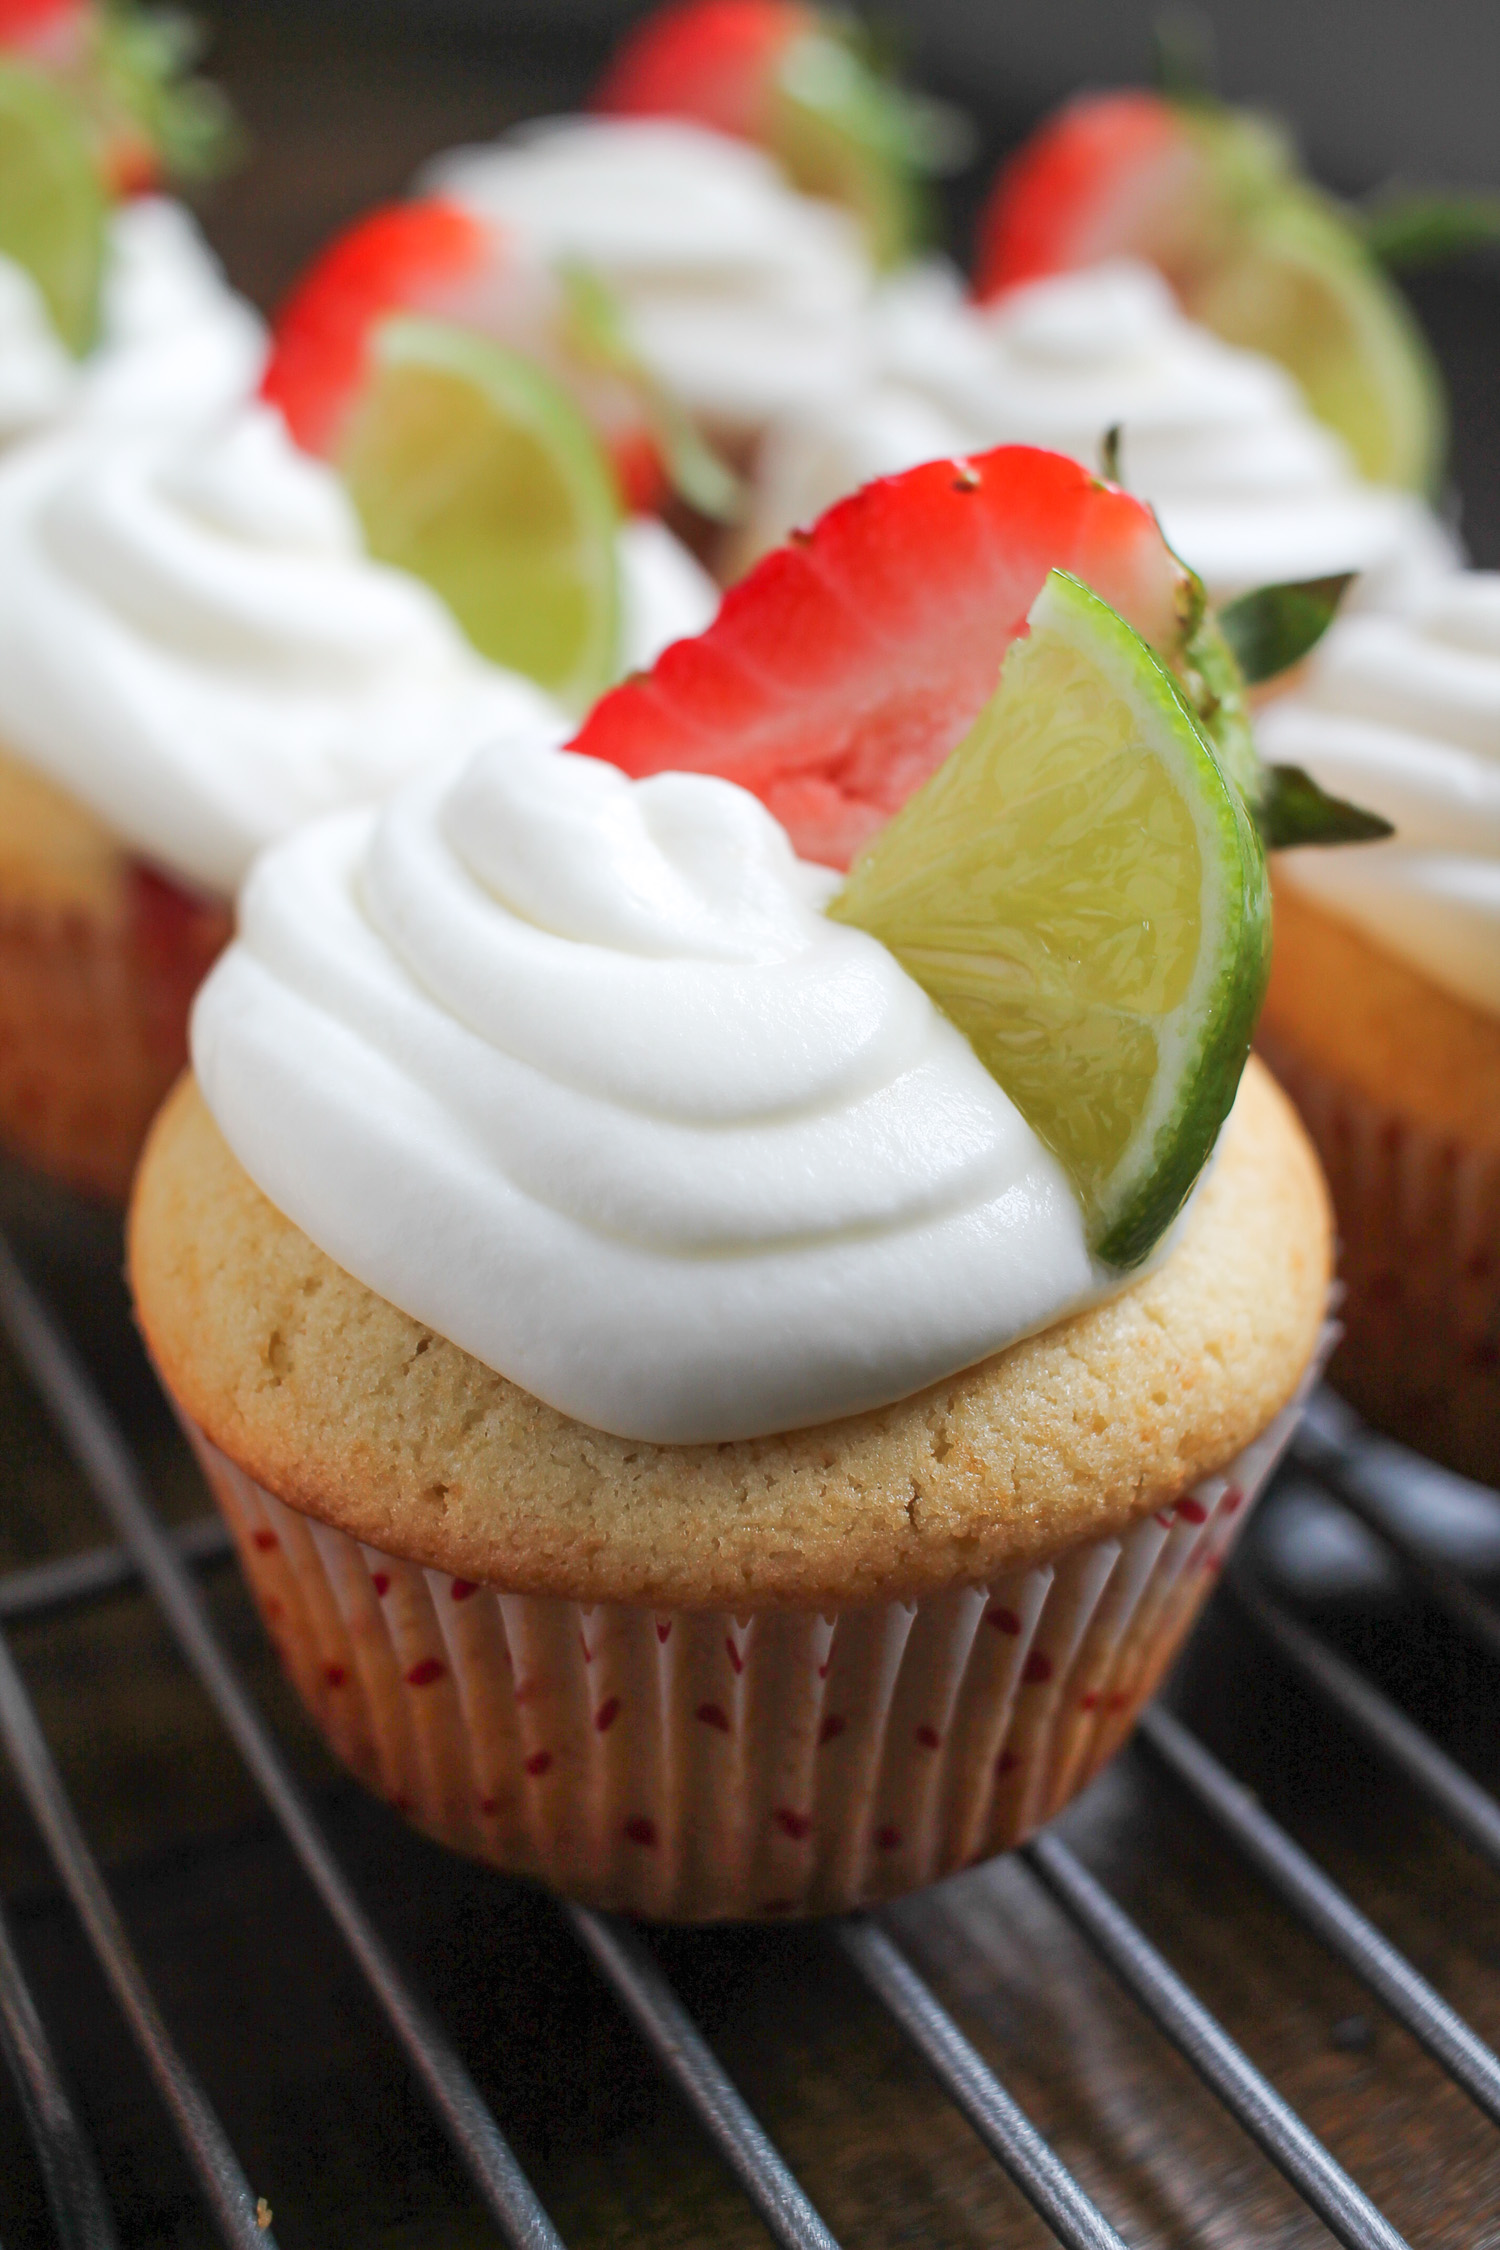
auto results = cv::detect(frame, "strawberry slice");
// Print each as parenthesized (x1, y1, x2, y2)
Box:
(263, 197, 667, 510)
(568, 444, 1197, 869)
(974, 91, 1210, 301)
(593, 0, 813, 142)
(592, 0, 957, 269)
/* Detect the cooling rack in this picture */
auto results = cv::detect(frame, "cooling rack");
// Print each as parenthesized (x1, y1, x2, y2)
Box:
(1, 1208, 1499, 2247)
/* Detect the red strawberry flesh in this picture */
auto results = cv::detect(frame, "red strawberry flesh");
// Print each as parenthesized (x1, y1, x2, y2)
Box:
(592, 0, 813, 142)
(569, 445, 1188, 869)
(263, 199, 492, 457)
(974, 90, 1208, 301)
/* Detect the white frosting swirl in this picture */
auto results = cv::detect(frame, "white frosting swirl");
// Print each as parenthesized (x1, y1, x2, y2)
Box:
(0, 199, 265, 449)
(0, 403, 565, 894)
(0, 397, 717, 896)
(746, 259, 1454, 605)
(421, 118, 874, 439)
(192, 744, 1098, 1442)
(0, 255, 75, 440)
(1260, 572, 1500, 1017)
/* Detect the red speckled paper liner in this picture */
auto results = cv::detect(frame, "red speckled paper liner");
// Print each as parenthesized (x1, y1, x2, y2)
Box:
(1261, 1029, 1500, 1487)
(184, 1361, 1324, 1921)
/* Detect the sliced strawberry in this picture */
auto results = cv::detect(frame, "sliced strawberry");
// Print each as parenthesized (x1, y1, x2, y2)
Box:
(974, 92, 1212, 302)
(264, 198, 667, 510)
(569, 445, 1190, 869)
(593, 0, 812, 141)
(0, 0, 85, 55)
(265, 201, 491, 456)
(592, 0, 951, 269)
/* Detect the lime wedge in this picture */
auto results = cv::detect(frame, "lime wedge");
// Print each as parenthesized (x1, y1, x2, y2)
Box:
(338, 315, 622, 710)
(1186, 187, 1445, 493)
(830, 570, 1269, 1268)
(0, 59, 106, 356)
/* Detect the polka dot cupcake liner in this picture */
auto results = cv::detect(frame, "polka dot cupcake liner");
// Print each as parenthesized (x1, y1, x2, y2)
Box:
(184, 1368, 1322, 1922)
(1261, 1029, 1499, 1486)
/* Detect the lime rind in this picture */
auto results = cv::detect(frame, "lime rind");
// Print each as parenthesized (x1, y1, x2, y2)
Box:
(338, 315, 623, 710)
(831, 571, 1269, 1268)
(0, 58, 106, 355)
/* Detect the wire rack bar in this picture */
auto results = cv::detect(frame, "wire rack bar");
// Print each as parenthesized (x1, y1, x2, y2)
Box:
(0, 1519, 230, 1628)
(0, 1621, 273, 2248)
(1024, 1833, 1409, 2250)
(566, 1907, 841, 2250)
(1139, 1705, 1500, 2128)
(836, 1918, 1128, 2250)
(1292, 1428, 1500, 1668)
(1231, 1572, 1500, 1876)
(0, 1891, 119, 2250)
(0, 1234, 563, 2250)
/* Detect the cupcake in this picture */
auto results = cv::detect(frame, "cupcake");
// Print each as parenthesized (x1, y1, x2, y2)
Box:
(129, 451, 1332, 1918)
(0, 399, 714, 1199)
(1256, 573, 1500, 1481)
(741, 259, 1453, 608)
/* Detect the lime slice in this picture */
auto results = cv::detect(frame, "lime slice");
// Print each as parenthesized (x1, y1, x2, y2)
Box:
(830, 570, 1269, 1268)
(1185, 187, 1445, 493)
(768, 26, 966, 270)
(338, 315, 622, 711)
(0, 59, 106, 356)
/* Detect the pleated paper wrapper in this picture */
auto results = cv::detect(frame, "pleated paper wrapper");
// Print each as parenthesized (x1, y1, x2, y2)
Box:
(1263, 1026, 1499, 1487)
(186, 1352, 1325, 1921)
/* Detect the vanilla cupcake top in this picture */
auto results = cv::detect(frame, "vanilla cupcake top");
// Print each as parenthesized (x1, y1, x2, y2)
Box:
(0, 197, 265, 447)
(746, 260, 1453, 605)
(420, 117, 874, 440)
(191, 742, 1102, 1443)
(1260, 572, 1500, 1017)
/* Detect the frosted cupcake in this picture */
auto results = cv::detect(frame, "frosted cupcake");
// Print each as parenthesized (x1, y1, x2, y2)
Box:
(0, 400, 713, 1199)
(743, 260, 1452, 607)
(129, 450, 1332, 1918)
(1257, 573, 1500, 1480)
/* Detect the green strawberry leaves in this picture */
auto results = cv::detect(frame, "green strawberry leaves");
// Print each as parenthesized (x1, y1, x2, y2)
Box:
(1218, 572, 1353, 685)
(1257, 763, 1394, 849)
(1362, 191, 1500, 271)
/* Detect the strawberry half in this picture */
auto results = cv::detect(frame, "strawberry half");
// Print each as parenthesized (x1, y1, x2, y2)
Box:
(263, 199, 665, 510)
(569, 444, 1216, 869)
(974, 89, 1444, 492)
(592, 0, 958, 269)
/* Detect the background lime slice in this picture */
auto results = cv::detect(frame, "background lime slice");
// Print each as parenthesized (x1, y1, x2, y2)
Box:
(0, 59, 106, 356)
(338, 315, 622, 710)
(830, 570, 1269, 1268)
(1186, 188, 1445, 493)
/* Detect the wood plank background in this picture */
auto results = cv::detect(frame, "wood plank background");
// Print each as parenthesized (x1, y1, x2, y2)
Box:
(3, 10, 1500, 2242)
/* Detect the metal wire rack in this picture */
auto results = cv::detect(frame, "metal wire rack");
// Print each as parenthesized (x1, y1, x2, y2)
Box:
(1, 1221, 1498, 2249)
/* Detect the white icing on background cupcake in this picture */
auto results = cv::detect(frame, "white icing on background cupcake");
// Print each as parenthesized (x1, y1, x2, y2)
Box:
(745, 259, 1454, 606)
(1261, 571, 1500, 1018)
(420, 117, 875, 441)
(0, 196, 265, 448)
(0, 403, 576, 895)
(192, 742, 1102, 1443)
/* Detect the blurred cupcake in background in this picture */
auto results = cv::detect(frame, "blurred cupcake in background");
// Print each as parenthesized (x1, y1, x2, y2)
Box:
(0, 351, 716, 1200)
(0, 0, 263, 450)
(1256, 574, 1500, 1483)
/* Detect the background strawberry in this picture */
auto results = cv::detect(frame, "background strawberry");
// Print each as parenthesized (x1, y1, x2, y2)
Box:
(0, 0, 235, 193)
(592, 0, 967, 269)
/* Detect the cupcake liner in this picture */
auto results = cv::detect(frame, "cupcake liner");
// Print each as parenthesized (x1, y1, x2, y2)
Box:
(0, 870, 228, 1204)
(185, 1347, 1327, 1921)
(1260, 1029, 1499, 1485)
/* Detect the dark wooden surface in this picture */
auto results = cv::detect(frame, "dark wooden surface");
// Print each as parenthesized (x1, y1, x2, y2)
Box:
(5, 9, 1500, 2244)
